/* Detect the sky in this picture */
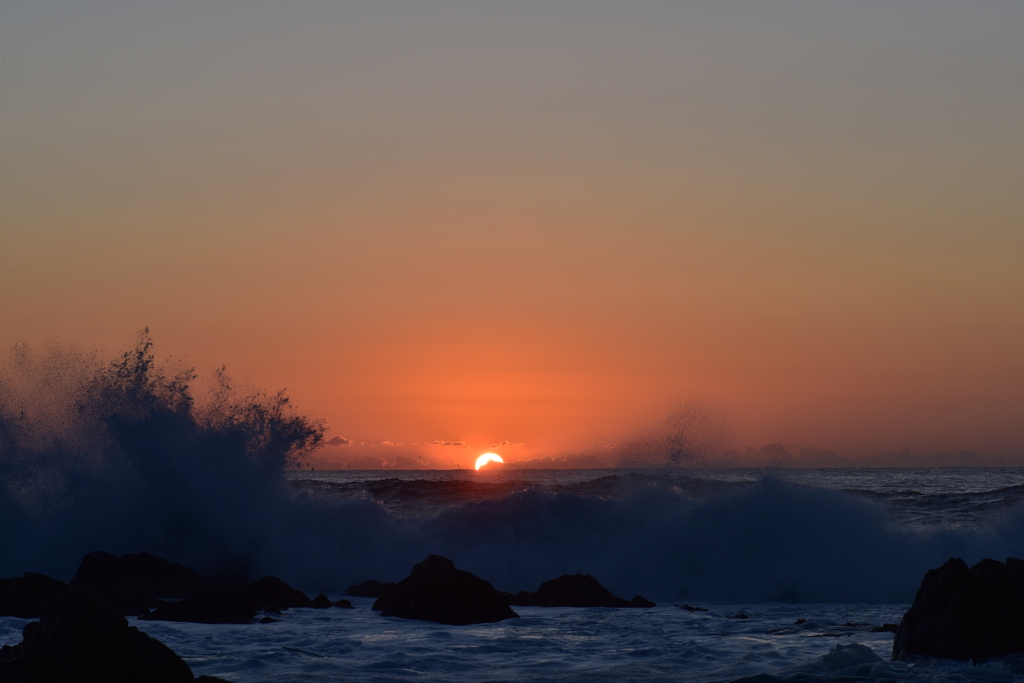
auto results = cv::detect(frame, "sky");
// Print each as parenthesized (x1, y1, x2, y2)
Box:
(2, 1, 1023, 468)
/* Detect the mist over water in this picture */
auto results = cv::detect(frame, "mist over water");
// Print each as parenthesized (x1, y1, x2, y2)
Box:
(4, 337, 1024, 605)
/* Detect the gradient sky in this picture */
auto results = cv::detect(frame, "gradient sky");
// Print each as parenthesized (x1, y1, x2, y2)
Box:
(3, 1, 1023, 467)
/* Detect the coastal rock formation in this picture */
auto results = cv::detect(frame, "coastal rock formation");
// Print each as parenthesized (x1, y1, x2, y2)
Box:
(0, 587, 194, 683)
(373, 555, 519, 625)
(311, 593, 333, 608)
(506, 573, 656, 608)
(70, 551, 204, 615)
(0, 573, 68, 618)
(140, 589, 257, 624)
(345, 580, 397, 598)
(893, 557, 1024, 660)
(140, 574, 314, 624)
(245, 575, 313, 611)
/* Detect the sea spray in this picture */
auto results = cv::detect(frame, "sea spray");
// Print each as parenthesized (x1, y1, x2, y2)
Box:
(4, 335, 1024, 604)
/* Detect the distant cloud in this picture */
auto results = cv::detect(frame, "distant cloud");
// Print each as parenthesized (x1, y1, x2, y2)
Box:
(491, 440, 524, 448)
(428, 440, 466, 446)
(325, 436, 353, 446)
(381, 440, 403, 446)
(506, 453, 608, 469)
(604, 443, 617, 449)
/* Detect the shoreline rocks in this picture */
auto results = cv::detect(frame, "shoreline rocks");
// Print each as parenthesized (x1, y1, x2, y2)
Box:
(0, 587, 194, 683)
(506, 573, 656, 608)
(373, 555, 519, 625)
(0, 573, 68, 618)
(893, 556, 1024, 661)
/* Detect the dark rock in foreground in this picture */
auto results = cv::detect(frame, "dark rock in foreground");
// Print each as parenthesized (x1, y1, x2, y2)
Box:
(0, 587, 193, 683)
(346, 580, 397, 598)
(70, 551, 205, 616)
(373, 555, 519, 625)
(893, 556, 1024, 661)
(506, 573, 656, 608)
(0, 573, 68, 618)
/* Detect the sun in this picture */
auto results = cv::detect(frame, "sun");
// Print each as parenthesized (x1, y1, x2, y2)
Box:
(474, 453, 504, 470)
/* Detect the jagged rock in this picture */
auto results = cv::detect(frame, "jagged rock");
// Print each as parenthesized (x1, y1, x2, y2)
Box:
(372, 555, 519, 625)
(0, 587, 193, 683)
(506, 573, 656, 608)
(0, 573, 68, 618)
(345, 580, 396, 598)
(311, 593, 333, 608)
(70, 551, 204, 615)
(893, 557, 1024, 661)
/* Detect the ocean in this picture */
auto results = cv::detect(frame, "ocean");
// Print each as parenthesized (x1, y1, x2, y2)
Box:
(7, 466, 1024, 682)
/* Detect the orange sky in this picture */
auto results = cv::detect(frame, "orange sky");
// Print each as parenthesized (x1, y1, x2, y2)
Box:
(2, 2, 1023, 468)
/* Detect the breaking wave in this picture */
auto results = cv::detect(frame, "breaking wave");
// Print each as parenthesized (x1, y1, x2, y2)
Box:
(3, 335, 1024, 604)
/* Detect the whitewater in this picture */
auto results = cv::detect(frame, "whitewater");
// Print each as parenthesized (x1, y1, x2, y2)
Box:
(5, 341, 1024, 680)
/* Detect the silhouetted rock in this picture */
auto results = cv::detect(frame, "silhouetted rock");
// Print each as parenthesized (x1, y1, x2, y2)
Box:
(893, 557, 1024, 661)
(70, 551, 204, 615)
(139, 574, 312, 624)
(372, 555, 519, 625)
(676, 604, 709, 613)
(345, 580, 396, 598)
(872, 623, 899, 633)
(311, 593, 333, 608)
(140, 589, 257, 624)
(334, 598, 354, 609)
(245, 575, 312, 611)
(0, 587, 193, 683)
(0, 573, 68, 618)
(506, 573, 656, 608)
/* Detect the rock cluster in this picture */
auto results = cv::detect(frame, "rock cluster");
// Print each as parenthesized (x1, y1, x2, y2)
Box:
(506, 573, 655, 608)
(0, 587, 195, 683)
(373, 555, 519, 625)
(894, 557, 1024, 661)
(0, 573, 68, 618)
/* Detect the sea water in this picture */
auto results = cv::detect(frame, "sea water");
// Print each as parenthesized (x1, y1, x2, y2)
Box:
(8, 467, 1024, 682)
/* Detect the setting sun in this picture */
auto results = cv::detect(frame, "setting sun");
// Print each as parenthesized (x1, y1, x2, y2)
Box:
(474, 453, 504, 470)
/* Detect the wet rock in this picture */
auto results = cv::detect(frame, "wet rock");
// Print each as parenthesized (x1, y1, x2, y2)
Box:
(893, 556, 1024, 660)
(0, 573, 68, 618)
(871, 623, 899, 633)
(0, 587, 193, 683)
(373, 555, 519, 625)
(506, 573, 656, 608)
(345, 580, 396, 598)
(311, 593, 333, 608)
(334, 598, 354, 609)
(259, 616, 277, 624)
(70, 551, 204, 615)
(676, 604, 709, 613)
